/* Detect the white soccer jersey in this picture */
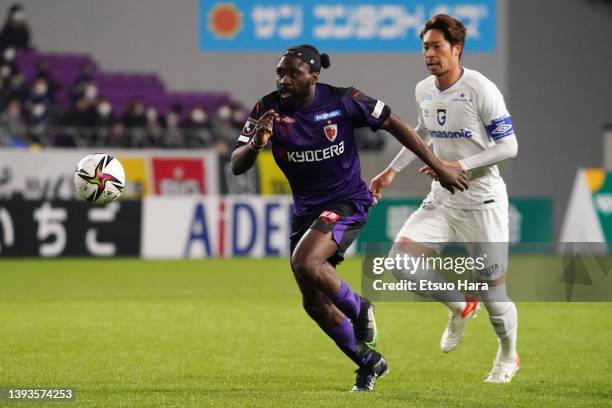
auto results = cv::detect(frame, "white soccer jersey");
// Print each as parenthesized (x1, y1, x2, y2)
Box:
(411, 68, 515, 209)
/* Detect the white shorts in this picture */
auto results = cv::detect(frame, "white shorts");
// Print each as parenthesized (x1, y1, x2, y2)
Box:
(396, 197, 509, 281)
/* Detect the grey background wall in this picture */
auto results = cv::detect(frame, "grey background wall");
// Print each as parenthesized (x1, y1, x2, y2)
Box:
(4, 0, 611, 235)
(506, 0, 612, 233)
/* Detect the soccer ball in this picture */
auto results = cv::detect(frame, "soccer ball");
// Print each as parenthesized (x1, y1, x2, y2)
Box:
(74, 153, 125, 205)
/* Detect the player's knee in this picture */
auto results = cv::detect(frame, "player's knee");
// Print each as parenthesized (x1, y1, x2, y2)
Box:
(479, 281, 511, 305)
(291, 250, 319, 281)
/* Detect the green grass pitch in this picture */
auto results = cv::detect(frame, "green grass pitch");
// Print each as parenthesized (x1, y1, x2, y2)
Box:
(0, 257, 610, 407)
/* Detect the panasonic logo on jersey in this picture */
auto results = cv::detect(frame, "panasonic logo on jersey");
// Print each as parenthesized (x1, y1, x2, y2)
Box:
(286, 141, 345, 163)
(428, 129, 473, 139)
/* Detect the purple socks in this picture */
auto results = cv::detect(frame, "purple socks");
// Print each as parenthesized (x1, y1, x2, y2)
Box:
(326, 318, 372, 367)
(330, 280, 361, 320)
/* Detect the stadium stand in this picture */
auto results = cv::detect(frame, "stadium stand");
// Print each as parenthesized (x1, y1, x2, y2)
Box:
(1, 31, 246, 150)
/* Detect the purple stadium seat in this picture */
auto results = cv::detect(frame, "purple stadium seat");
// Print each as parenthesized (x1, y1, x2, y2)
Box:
(14, 51, 242, 123)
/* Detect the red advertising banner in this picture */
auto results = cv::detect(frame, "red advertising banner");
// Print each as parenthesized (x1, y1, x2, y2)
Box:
(152, 158, 206, 195)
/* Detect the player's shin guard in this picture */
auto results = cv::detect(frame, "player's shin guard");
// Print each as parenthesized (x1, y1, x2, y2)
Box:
(325, 318, 372, 368)
(481, 284, 518, 362)
(388, 245, 465, 314)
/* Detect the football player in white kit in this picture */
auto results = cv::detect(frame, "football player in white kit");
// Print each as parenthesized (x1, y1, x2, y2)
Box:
(370, 14, 519, 383)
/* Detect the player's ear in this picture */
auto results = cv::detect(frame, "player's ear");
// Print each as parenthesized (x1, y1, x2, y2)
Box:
(311, 72, 319, 85)
(454, 43, 463, 58)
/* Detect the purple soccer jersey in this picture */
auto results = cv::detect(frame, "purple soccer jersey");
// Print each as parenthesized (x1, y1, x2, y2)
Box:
(236, 83, 391, 215)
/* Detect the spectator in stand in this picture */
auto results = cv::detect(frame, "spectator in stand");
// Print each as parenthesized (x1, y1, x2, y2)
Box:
(0, 97, 26, 146)
(0, 46, 18, 74)
(70, 63, 96, 103)
(57, 96, 95, 146)
(160, 103, 183, 147)
(26, 77, 52, 105)
(34, 61, 60, 103)
(211, 103, 236, 154)
(0, 61, 15, 88)
(24, 100, 49, 145)
(70, 78, 97, 105)
(212, 102, 246, 154)
(121, 97, 147, 146)
(144, 105, 163, 146)
(0, 45, 20, 107)
(24, 100, 47, 124)
(74, 62, 95, 85)
(182, 104, 212, 147)
(92, 97, 113, 127)
(91, 97, 114, 146)
(122, 97, 147, 128)
(64, 96, 94, 128)
(0, 4, 31, 50)
(4, 71, 26, 102)
(230, 102, 247, 129)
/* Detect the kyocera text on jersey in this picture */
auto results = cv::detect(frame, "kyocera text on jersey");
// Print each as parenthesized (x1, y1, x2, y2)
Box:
(279, 141, 345, 163)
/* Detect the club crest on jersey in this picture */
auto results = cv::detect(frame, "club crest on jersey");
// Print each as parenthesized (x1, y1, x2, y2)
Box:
(324, 124, 338, 142)
(436, 109, 447, 126)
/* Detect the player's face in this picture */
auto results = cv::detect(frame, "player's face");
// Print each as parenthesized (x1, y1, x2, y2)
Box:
(422, 29, 462, 76)
(276, 56, 317, 110)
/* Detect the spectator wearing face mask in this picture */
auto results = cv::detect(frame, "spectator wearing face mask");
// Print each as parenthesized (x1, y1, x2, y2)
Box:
(34, 61, 60, 103)
(26, 77, 51, 104)
(182, 104, 212, 147)
(0, 46, 18, 74)
(70, 78, 98, 104)
(90, 97, 114, 146)
(24, 99, 49, 145)
(144, 105, 163, 147)
(23, 78, 52, 133)
(160, 104, 183, 148)
(92, 97, 113, 127)
(211, 103, 235, 155)
(70, 63, 96, 103)
(0, 4, 31, 50)
(121, 97, 148, 146)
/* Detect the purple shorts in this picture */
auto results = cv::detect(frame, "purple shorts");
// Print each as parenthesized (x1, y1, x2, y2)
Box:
(289, 202, 369, 266)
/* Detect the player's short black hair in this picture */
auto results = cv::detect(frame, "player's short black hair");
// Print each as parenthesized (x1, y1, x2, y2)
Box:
(281, 44, 330, 74)
(420, 14, 466, 58)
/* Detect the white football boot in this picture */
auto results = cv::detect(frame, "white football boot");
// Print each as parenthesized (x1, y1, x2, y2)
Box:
(439, 299, 479, 353)
(484, 356, 520, 383)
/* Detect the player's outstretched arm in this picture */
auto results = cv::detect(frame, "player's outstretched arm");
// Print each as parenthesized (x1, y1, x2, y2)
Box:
(369, 168, 397, 202)
(231, 109, 276, 175)
(381, 113, 468, 194)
